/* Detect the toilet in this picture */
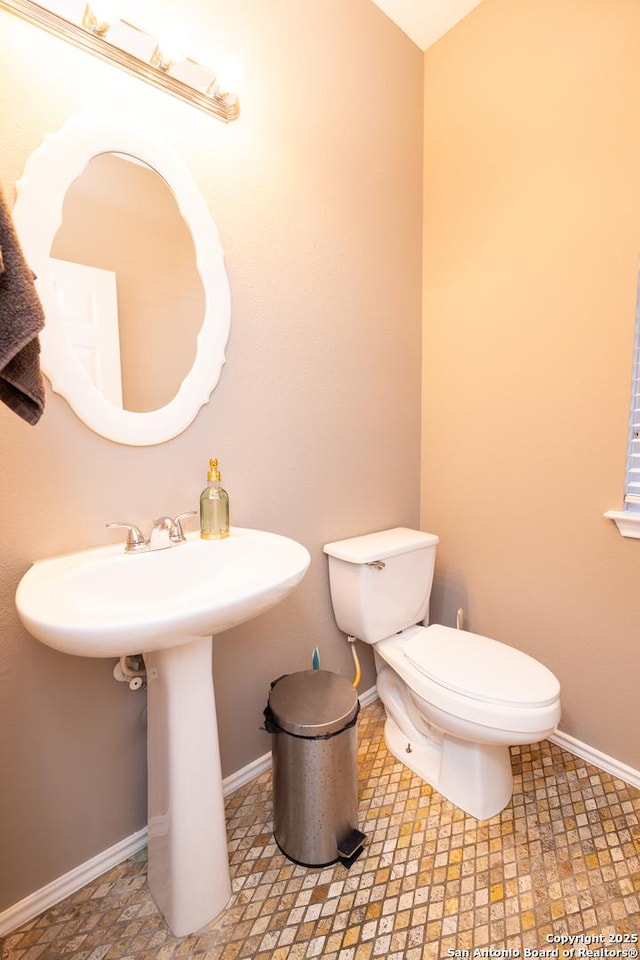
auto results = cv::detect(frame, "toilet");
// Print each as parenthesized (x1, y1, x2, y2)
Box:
(323, 527, 561, 820)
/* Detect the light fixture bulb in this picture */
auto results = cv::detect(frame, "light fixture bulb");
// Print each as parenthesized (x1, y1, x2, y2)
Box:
(42, 0, 88, 24)
(104, 18, 160, 63)
(91, 0, 119, 22)
(215, 53, 244, 95)
(167, 59, 217, 95)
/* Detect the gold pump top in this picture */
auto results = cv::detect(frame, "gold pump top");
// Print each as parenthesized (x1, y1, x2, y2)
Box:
(207, 458, 221, 482)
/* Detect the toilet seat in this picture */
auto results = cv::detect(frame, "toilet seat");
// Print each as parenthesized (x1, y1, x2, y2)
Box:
(403, 624, 560, 708)
(375, 625, 561, 739)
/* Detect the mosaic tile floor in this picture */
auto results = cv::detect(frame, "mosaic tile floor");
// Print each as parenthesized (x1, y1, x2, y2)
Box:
(2, 699, 640, 960)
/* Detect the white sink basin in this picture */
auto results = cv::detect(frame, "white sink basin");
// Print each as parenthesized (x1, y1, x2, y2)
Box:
(16, 527, 311, 658)
(15, 526, 310, 938)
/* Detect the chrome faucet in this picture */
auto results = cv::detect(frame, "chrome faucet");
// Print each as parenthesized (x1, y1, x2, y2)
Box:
(167, 511, 198, 544)
(149, 516, 175, 551)
(106, 511, 197, 553)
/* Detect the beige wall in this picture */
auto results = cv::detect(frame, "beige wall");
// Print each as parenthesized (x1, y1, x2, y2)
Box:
(422, 0, 640, 766)
(0, 0, 423, 911)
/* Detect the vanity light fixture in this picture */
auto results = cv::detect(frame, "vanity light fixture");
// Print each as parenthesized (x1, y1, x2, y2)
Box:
(0, 0, 240, 122)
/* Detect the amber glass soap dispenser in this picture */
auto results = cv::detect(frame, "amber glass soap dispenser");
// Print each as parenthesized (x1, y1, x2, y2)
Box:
(200, 458, 230, 539)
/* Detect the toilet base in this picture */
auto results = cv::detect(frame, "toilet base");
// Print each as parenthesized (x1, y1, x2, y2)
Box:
(382, 713, 514, 821)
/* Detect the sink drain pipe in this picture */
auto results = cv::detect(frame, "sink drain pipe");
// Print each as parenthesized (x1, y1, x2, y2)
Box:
(113, 654, 147, 690)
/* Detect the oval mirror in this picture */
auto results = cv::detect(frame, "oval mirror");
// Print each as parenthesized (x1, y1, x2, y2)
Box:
(13, 111, 230, 445)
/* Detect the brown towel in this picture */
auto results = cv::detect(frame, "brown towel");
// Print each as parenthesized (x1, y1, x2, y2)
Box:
(0, 185, 46, 425)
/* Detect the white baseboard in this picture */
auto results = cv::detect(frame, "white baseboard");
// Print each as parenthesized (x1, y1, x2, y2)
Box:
(0, 747, 276, 940)
(6, 685, 633, 940)
(223, 751, 271, 795)
(0, 685, 378, 939)
(358, 685, 379, 709)
(0, 827, 148, 939)
(550, 729, 640, 790)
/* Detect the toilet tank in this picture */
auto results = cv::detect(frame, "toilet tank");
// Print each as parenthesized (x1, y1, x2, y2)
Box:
(323, 528, 439, 644)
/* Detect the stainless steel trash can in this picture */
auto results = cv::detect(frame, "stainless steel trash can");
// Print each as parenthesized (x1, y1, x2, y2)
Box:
(265, 670, 365, 867)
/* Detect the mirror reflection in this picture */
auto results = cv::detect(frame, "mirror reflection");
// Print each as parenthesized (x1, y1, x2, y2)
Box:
(50, 153, 204, 413)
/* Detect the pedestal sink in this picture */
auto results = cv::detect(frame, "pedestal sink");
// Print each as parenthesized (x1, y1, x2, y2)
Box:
(16, 527, 310, 937)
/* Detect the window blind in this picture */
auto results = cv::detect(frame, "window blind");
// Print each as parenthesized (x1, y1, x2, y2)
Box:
(624, 271, 640, 510)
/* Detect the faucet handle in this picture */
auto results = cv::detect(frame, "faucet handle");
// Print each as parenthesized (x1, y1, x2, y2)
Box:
(172, 511, 198, 542)
(106, 522, 149, 553)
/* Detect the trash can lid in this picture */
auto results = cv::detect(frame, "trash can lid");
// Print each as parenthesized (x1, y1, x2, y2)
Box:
(269, 670, 358, 736)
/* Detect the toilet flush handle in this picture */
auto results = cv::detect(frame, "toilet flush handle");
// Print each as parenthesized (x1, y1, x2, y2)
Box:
(366, 560, 385, 570)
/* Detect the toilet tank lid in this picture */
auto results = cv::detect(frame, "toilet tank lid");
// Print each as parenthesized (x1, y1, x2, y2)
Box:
(323, 527, 439, 564)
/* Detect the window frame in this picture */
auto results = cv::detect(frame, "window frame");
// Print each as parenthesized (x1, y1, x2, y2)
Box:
(605, 268, 640, 538)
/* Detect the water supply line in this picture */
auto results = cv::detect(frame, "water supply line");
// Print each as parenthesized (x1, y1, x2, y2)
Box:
(342, 611, 462, 694)
(311, 637, 360, 687)
(346, 635, 361, 688)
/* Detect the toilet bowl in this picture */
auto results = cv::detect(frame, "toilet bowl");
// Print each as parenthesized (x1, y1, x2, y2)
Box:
(374, 624, 560, 819)
(323, 527, 561, 820)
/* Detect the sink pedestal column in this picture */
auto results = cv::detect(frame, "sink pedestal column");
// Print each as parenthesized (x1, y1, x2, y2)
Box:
(144, 635, 231, 937)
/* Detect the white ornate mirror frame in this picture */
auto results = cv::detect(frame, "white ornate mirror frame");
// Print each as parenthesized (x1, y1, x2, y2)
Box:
(13, 110, 231, 445)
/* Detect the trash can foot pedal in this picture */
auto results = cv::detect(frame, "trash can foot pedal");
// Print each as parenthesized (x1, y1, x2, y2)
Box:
(338, 829, 366, 867)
